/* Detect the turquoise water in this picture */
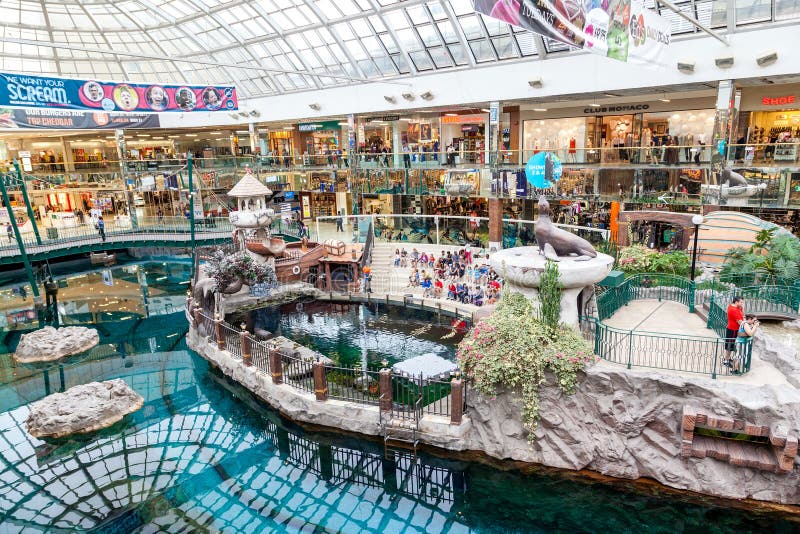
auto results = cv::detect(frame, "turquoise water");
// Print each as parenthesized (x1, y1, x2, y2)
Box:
(0, 318, 797, 532)
(0, 260, 191, 330)
(237, 301, 468, 367)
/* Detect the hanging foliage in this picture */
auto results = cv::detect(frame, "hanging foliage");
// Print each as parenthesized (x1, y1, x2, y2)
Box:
(457, 292, 594, 441)
(205, 249, 277, 293)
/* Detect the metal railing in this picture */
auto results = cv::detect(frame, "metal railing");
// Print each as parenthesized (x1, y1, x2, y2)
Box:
(0, 216, 232, 258)
(597, 273, 694, 320)
(581, 316, 752, 378)
(325, 365, 381, 405)
(192, 309, 463, 418)
(588, 272, 785, 377)
(313, 213, 609, 250)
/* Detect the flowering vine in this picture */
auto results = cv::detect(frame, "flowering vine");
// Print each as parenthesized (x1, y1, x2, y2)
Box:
(456, 292, 595, 441)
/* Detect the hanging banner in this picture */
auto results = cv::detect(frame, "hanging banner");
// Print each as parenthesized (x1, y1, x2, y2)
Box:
(472, 0, 670, 65)
(0, 72, 237, 113)
(0, 108, 160, 129)
(525, 152, 562, 188)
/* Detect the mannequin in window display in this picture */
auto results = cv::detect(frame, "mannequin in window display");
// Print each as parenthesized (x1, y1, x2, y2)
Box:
(683, 133, 694, 161)
(641, 127, 653, 164)
(568, 137, 576, 162)
(694, 135, 705, 164)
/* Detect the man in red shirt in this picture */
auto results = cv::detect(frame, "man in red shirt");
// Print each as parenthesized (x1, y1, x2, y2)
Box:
(725, 296, 744, 367)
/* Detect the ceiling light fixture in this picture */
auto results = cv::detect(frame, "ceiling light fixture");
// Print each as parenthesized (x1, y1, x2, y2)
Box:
(420, 91, 433, 101)
(445, 113, 458, 116)
(533, 108, 548, 112)
(309, 103, 321, 110)
(185, 134, 198, 137)
(402, 92, 415, 101)
(480, 108, 491, 112)
(528, 78, 543, 88)
(384, 95, 397, 104)
(659, 94, 671, 102)
(590, 102, 601, 107)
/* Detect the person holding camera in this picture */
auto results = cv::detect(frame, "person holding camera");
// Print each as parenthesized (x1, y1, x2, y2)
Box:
(732, 314, 759, 375)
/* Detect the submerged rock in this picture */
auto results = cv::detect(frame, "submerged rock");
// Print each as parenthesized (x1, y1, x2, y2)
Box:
(15, 326, 100, 363)
(25, 379, 144, 438)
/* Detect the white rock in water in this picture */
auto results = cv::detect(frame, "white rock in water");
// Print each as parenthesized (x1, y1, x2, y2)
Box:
(15, 326, 100, 363)
(25, 379, 144, 439)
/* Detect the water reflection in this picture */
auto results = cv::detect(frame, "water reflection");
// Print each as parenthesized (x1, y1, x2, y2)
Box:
(0, 327, 796, 531)
(235, 301, 467, 367)
(0, 261, 191, 330)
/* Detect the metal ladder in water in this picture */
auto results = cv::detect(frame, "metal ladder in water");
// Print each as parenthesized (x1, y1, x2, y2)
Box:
(379, 375, 423, 460)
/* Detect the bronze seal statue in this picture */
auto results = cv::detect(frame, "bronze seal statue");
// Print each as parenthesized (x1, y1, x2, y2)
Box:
(720, 167, 747, 187)
(535, 196, 597, 261)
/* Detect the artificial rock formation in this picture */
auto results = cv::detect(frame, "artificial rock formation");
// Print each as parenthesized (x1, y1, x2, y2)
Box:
(462, 359, 800, 504)
(14, 326, 99, 363)
(187, 321, 800, 505)
(25, 379, 144, 438)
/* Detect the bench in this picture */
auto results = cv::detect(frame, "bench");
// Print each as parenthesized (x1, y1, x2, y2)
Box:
(90, 252, 116, 266)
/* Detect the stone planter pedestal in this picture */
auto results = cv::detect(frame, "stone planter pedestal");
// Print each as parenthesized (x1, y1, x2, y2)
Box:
(491, 246, 614, 327)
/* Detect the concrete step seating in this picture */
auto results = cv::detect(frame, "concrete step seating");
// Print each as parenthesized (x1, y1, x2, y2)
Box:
(369, 242, 489, 295)
(681, 406, 797, 473)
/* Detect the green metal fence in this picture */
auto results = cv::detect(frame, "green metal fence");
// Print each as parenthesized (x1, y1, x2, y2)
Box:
(581, 316, 752, 378)
(707, 284, 800, 324)
(597, 273, 694, 321)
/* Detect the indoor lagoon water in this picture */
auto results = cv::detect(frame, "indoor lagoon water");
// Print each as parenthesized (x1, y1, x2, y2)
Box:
(0, 322, 797, 532)
(233, 301, 469, 367)
(0, 262, 797, 532)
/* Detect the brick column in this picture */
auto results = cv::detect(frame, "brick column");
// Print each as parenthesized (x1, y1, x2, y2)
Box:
(488, 197, 503, 252)
(269, 347, 283, 384)
(313, 361, 328, 401)
(240, 326, 252, 366)
(215, 314, 225, 350)
(617, 221, 630, 246)
(379, 368, 392, 411)
(450, 377, 464, 425)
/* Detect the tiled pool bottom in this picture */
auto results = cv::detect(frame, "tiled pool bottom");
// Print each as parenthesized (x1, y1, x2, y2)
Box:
(0, 335, 797, 532)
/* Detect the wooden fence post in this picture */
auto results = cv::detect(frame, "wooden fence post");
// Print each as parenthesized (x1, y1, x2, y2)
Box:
(269, 347, 283, 384)
(450, 376, 464, 425)
(215, 313, 225, 350)
(313, 361, 328, 401)
(240, 324, 252, 366)
(379, 368, 392, 411)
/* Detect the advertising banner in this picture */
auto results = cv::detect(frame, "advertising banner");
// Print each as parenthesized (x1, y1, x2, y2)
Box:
(472, 0, 670, 65)
(525, 152, 562, 188)
(0, 72, 237, 113)
(0, 108, 160, 129)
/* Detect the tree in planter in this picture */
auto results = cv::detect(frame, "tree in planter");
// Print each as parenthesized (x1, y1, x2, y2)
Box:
(538, 260, 561, 332)
(457, 292, 595, 441)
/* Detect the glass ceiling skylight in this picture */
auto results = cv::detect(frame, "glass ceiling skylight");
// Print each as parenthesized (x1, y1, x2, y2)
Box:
(0, 0, 795, 100)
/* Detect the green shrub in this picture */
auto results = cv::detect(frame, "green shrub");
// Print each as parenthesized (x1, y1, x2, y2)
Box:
(457, 292, 594, 441)
(617, 245, 690, 276)
(720, 231, 800, 284)
(538, 260, 561, 332)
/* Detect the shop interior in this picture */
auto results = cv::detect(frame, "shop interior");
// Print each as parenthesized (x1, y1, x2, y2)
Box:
(740, 110, 800, 162)
(523, 109, 714, 166)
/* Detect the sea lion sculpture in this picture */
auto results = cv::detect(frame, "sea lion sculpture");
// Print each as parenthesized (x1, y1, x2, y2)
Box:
(720, 167, 748, 187)
(535, 196, 597, 261)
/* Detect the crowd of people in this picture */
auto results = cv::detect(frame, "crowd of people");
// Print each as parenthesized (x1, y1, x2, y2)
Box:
(392, 245, 502, 306)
